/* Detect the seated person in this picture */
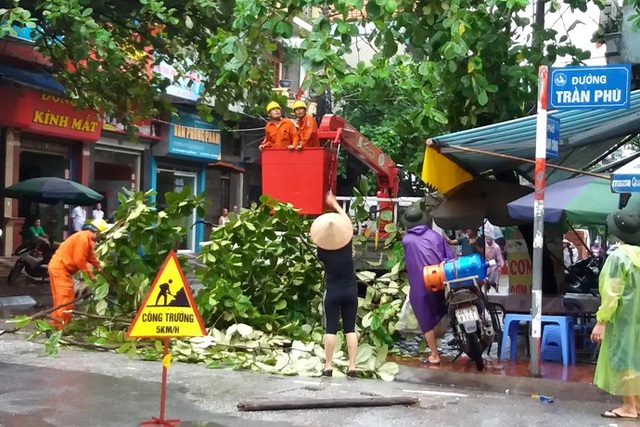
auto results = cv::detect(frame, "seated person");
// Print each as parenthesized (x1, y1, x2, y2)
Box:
(25, 218, 50, 250)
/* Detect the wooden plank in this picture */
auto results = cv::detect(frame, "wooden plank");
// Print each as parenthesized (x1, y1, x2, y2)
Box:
(237, 396, 420, 412)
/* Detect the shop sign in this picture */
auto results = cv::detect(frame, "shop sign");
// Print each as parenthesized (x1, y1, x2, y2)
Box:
(154, 61, 204, 101)
(9, 25, 38, 43)
(167, 109, 220, 161)
(0, 86, 101, 142)
(102, 114, 161, 140)
(504, 227, 532, 294)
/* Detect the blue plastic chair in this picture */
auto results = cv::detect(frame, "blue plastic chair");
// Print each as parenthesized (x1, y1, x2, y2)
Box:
(500, 314, 575, 365)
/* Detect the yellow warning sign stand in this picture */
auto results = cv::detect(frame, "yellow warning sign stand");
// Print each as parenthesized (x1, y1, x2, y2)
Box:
(127, 250, 206, 339)
(129, 250, 206, 427)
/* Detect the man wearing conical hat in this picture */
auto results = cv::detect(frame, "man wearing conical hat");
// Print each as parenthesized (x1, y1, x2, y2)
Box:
(310, 191, 359, 378)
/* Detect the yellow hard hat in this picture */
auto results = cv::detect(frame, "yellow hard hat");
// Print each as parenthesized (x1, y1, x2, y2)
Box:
(83, 218, 111, 233)
(293, 100, 307, 110)
(266, 101, 281, 113)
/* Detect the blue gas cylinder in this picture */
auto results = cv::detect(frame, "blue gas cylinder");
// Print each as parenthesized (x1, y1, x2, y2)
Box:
(442, 254, 490, 287)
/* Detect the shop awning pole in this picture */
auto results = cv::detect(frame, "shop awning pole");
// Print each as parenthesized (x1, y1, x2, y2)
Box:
(441, 145, 610, 180)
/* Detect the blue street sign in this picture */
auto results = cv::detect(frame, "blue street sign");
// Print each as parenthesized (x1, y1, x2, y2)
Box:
(546, 116, 560, 159)
(611, 157, 640, 193)
(549, 65, 631, 110)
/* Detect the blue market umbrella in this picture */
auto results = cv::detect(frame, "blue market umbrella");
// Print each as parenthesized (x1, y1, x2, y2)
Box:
(2, 177, 103, 206)
(611, 156, 640, 193)
(507, 175, 640, 225)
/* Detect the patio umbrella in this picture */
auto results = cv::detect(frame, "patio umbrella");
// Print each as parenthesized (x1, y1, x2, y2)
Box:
(2, 177, 103, 205)
(431, 179, 533, 230)
(611, 156, 640, 193)
(507, 174, 640, 225)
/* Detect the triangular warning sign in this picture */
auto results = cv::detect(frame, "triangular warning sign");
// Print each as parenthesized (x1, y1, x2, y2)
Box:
(127, 250, 205, 339)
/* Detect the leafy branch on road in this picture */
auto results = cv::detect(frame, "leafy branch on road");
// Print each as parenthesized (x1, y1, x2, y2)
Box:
(10, 189, 408, 380)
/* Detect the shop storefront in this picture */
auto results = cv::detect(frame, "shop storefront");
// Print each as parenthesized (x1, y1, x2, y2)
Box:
(0, 86, 100, 255)
(90, 117, 161, 219)
(151, 106, 221, 252)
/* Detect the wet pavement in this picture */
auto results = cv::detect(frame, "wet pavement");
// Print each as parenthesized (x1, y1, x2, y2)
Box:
(0, 257, 624, 426)
(0, 337, 630, 427)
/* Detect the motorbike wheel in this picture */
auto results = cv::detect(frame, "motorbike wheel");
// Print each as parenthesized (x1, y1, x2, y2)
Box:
(7, 261, 25, 286)
(465, 331, 485, 371)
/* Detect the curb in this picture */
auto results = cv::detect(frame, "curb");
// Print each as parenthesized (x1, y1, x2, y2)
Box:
(395, 365, 616, 404)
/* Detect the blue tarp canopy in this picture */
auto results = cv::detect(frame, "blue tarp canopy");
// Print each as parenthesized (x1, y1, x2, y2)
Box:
(428, 90, 640, 185)
(0, 63, 64, 94)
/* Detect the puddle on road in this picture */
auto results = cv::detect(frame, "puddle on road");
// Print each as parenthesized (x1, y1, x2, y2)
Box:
(0, 362, 293, 427)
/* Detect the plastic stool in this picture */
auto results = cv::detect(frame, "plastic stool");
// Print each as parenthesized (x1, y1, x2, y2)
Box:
(541, 325, 564, 363)
(500, 314, 575, 365)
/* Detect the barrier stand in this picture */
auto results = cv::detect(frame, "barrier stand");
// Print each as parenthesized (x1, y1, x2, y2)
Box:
(141, 337, 180, 427)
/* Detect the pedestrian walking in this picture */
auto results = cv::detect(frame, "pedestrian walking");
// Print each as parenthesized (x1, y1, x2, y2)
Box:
(483, 230, 505, 292)
(311, 191, 358, 378)
(591, 209, 640, 420)
(401, 203, 452, 365)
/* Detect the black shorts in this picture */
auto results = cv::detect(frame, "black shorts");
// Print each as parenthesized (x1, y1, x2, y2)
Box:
(323, 286, 358, 334)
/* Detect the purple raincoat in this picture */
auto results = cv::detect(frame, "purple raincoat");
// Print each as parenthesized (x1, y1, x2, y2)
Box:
(402, 225, 454, 333)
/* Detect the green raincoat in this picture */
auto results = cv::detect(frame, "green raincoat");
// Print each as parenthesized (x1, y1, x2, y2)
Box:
(593, 244, 640, 396)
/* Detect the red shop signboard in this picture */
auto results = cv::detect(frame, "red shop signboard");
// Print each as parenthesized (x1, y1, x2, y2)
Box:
(0, 86, 101, 142)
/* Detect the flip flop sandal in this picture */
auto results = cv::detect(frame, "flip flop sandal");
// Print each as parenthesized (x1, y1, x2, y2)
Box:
(600, 410, 638, 420)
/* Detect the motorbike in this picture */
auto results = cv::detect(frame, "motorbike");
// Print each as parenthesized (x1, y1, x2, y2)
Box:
(565, 255, 602, 295)
(424, 254, 497, 371)
(8, 242, 56, 286)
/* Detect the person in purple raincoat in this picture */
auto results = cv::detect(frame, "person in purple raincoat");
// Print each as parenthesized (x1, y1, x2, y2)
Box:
(401, 204, 454, 365)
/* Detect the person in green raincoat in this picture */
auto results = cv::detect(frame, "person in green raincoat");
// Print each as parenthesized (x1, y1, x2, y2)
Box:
(591, 209, 640, 420)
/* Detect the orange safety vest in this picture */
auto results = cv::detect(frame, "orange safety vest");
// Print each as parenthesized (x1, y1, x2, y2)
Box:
(50, 230, 101, 278)
(298, 115, 319, 148)
(264, 118, 300, 148)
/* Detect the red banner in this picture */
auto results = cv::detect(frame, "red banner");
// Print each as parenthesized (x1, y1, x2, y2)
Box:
(0, 87, 101, 141)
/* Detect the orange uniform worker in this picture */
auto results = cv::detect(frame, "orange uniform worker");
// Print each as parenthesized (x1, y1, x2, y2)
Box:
(293, 100, 319, 148)
(48, 219, 109, 329)
(259, 101, 300, 150)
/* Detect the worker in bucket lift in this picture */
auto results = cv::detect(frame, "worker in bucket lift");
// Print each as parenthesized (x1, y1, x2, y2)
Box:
(47, 219, 110, 330)
(259, 101, 300, 150)
(293, 100, 319, 148)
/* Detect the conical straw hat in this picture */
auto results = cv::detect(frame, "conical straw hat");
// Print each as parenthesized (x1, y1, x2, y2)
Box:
(310, 213, 354, 250)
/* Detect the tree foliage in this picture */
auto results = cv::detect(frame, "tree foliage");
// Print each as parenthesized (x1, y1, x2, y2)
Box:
(195, 195, 324, 338)
(2, 0, 610, 142)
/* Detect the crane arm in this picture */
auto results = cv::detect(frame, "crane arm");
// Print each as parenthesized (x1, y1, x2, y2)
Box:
(317, 114, 399, 198)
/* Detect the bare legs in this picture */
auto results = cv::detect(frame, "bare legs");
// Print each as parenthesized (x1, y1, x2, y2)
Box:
(345, 332, 358, 371)
(323, 334, 336, 371)
(425, 329, 440, 363)
(323, 332, 359, 372)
